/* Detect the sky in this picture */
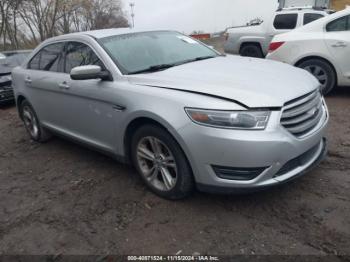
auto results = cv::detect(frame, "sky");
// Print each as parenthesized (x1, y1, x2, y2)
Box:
(123, 0, 280, 33)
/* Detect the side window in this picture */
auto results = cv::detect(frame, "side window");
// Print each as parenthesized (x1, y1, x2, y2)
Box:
(28, 52, 41, 70)
(28, 43, 64, 72)
(326, 15, 350, 32)
(40, 43, 64, 72)
(304, 13, 324, 25)
(65, 42, 104, 73)
(273, 14, 298, 30)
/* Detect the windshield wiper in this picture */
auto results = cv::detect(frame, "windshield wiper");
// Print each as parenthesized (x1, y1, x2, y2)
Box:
(194, 55, 217, 61)
(176, 55, 217, 66)
(128, 64, 177, 74)
(128, 56, 217, 75)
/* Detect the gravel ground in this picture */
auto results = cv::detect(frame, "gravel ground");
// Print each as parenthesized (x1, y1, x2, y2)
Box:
(0, 47, 349, 256)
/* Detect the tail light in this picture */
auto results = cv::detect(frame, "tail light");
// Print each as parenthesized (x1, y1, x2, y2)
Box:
(268, 42, 285, 53)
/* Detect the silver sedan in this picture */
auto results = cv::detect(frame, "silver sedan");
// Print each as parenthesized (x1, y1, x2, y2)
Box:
(12, 29, 328, 199)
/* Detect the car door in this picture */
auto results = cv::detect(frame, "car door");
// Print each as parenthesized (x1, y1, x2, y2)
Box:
(24, 42, 66, 125)
(49, 41, 121, 152)
(324, 15, 350, 81)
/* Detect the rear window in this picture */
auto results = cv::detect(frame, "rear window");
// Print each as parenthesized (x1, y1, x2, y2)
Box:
(273, 14, 298, 30)
(304, 13, 324, 25)
(326, 15, 350, 32)
(28, 43, 64, 72)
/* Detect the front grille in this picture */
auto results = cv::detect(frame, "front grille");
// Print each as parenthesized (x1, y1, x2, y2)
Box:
(281, 90, 324, 137)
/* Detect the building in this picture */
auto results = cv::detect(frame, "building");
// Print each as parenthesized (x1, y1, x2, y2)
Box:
(278, 0, 330, 8)
(331, 0, 349, 10)
(278, 0, 349, 10)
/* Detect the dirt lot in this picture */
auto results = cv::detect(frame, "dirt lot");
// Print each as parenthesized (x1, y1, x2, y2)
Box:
(1, 49, 350, 256)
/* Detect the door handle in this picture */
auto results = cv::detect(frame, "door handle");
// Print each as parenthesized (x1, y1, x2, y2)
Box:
(332, 42, 347, 48)
(24, 77, 32, 85)
(59, 82, 70, 90)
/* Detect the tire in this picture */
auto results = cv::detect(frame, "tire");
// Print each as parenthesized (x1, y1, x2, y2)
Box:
(20, 100, 52, 142)
(131, 125, 194, 200)
(297, 59, 336, 95)
(240, 44, 263, 58)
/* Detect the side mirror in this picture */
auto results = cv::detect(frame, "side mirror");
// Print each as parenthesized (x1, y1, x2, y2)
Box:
(70, 65, 112, 81)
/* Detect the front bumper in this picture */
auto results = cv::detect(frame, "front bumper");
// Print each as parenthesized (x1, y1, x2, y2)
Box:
(177, 108, 328, 193)
(0, 84, 14, 104)
(197, 138, 327, 194)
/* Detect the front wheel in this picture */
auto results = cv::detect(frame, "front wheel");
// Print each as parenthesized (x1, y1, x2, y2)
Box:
(131, 125, 194, 200)
(298, 59, 336, 95)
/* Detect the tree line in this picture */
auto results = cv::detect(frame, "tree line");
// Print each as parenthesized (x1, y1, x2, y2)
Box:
(0, 0, 129, 51)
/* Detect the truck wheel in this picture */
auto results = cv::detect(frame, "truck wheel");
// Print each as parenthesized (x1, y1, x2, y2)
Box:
(240, 44, 263, 58)
(298, 59, 336, 95)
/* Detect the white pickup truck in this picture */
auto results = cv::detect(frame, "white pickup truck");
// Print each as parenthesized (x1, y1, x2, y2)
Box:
(224, 7, 334, 58)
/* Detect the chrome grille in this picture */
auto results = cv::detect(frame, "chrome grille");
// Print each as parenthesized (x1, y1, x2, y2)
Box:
(281, 90, 324, 137)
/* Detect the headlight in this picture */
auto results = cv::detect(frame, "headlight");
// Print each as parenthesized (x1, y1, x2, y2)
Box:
(185, 108, 270, 130)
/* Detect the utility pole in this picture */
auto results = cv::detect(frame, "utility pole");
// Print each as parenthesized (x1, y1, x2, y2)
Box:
(130, 2, 135, 28)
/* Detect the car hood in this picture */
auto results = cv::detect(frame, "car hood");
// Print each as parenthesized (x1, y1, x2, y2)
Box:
(127, 55, 319, 108)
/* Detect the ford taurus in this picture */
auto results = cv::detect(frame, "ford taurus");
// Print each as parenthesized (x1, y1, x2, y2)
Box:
(12, 29, 328, 199)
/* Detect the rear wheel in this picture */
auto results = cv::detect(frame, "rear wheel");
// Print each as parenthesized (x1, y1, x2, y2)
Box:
(20, 100, 52, 142)
(131, 125, 194, 200)
(240, 44, 263, 58)
(298, 59, 336, 95)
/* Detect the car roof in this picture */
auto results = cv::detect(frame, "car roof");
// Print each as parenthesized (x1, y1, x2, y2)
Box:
(296, 7, 350, 32)
(276, 8, 330, 14)
(46, 28, 175, 42)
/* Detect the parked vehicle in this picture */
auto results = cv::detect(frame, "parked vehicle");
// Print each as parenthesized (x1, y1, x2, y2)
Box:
(0, 50, 32, 105)
(2, 50, 32, 58)
(224, 7, 333, 58)
(267, 7, 350, 94)
(12, 29, 328, 199)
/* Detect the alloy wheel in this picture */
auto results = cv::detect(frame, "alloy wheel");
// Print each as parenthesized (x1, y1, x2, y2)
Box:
(22, 105, 39, 139)
(136, 136, 178, 191)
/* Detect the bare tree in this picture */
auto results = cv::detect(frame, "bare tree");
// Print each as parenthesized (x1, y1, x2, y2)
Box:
(0, 0, 129, 50)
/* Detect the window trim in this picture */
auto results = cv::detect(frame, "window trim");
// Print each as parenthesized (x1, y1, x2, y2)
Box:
(273, 13, 298, 30)
(26, 39, 112, 78)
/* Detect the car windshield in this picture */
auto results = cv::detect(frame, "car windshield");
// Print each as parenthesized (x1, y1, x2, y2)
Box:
(99, 31, 218, 74)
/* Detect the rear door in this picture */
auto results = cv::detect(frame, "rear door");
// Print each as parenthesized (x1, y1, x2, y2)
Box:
(24, 42, 66, 125)
(324, 15, 350, 80)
